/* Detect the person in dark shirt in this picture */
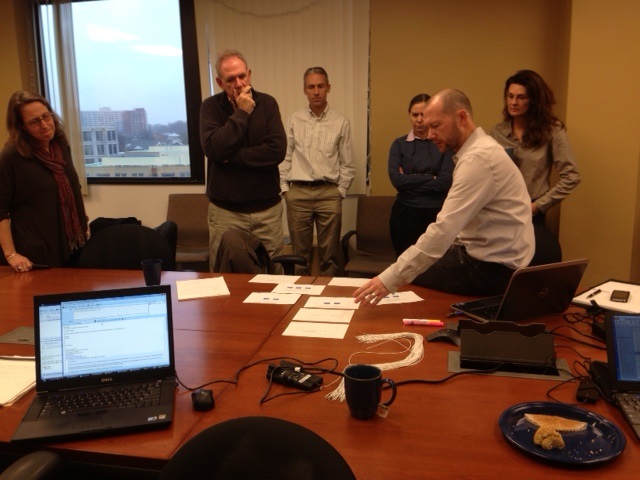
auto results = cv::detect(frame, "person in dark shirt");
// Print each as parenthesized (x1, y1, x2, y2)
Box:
(388, 93, 454, 257)
(200, 49, 286, 271)
(0, 91, 88, 272)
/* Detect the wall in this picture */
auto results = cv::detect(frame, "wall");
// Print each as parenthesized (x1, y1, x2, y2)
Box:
(369, 0, 571, 197)
(562, 0, 640, 285)
(0, 1, 23, 105)
(2, 0, 639, 285)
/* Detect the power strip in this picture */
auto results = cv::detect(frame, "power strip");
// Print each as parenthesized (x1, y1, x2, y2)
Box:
(266, 361, 323, 391)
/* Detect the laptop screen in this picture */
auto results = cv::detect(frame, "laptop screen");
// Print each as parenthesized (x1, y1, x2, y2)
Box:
(34, 286, 174, 388)
(607, 314, 640, 386)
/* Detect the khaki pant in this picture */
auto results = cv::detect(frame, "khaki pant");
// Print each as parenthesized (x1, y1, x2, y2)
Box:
(285, 183, 342, 276)
(208, 202, 283, 272)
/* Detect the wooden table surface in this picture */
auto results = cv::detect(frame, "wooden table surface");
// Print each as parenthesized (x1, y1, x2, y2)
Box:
(1, 267, 638, 478)
(0, 268, 306, 471)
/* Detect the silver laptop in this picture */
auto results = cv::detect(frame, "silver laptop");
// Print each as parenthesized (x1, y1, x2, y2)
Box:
(12, 285, 176, 442)
(605, 313, 640, 439)
(451, 259, 589, 322)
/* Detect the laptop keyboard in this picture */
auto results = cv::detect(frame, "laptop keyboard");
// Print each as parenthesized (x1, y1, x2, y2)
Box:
(616, 393, 640, 424)
(469, 304, 499, 320)
(40, 381, 163, 417)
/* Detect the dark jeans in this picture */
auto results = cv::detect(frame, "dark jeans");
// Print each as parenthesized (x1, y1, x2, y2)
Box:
(532, 210, 546, 226)
(413, 244, 514, 296)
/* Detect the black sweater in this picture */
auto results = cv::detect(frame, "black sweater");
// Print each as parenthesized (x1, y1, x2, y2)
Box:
(200, 90, 286, 213)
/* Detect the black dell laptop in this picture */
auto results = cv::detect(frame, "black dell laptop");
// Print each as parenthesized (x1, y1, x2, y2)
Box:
(12, 285, 176, 442)
(451, 258, 589, 322)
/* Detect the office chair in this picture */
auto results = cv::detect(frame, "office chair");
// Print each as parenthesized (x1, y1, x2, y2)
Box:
(0, 451, 63, 480)
(342, 196, 396, 277)
(77, 224, 176, 270)
(159, 416, 356, 480)
(213, 228, 306, 275)
(166, 193, 210, 272)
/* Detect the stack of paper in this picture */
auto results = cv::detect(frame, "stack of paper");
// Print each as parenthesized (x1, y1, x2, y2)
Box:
(0, 357, 36, 407)
(176, 277, 230, 301)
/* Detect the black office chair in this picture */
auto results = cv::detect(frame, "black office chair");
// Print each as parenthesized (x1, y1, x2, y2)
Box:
(0, 451, 63, 480)
(213, 228, 306, 275)
(159, 416, 356, 480)
(342, 196, 396, 277)
(77, 223, 176, 270)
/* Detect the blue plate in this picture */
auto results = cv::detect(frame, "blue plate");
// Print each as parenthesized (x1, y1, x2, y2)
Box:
(499, 402, 626, 465)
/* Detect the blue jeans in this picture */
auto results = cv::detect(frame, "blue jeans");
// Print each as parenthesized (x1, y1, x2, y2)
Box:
(413, 244, 514, 296)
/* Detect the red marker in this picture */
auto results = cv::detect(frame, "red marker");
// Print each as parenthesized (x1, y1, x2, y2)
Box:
(402, 319, 444, 327)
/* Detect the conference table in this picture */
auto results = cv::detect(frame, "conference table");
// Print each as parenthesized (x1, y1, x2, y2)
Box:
(0, 266, 638, 479)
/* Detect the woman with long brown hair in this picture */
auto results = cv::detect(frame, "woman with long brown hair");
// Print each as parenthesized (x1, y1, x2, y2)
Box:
(490, 70, 580, 225)
(0, 91, 88, 271)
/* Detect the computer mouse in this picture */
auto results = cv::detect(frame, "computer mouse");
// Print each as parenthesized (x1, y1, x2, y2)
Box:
(426, 328, 461, 347)
(191, 388, 215, 411)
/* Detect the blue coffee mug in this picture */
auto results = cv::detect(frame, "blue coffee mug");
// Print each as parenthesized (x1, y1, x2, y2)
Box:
(344, 364, 397, 420)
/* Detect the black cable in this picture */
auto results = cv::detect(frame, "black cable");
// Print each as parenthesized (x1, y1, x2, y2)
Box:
(392, 363, 506, 387)
(175, 356, 339, 402)
(175, 373, 237, 392)
(554, 344, 599, 360)
(544, 369, 581, 404)
(549, 327, 606, 350)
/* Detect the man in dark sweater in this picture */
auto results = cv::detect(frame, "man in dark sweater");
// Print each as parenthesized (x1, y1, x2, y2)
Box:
(200, 50, 286, 271)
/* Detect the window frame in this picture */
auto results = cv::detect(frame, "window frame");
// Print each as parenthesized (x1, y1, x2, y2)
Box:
(33, 0, 205, 185)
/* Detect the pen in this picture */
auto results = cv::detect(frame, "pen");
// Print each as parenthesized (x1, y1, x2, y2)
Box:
(586, 288, 602, 299)
(403, 319, 444, 327)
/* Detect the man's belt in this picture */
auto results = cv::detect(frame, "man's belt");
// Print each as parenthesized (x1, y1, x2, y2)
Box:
(290, 180, 335, 187)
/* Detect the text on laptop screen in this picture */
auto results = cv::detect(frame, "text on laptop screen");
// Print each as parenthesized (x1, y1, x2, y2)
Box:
(610, 314, 640, 383)
(38, 292, 171, 381)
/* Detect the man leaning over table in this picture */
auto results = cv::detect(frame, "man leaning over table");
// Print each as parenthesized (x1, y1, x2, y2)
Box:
(355, 89, 534, 305)
(279, 67, 355, 276)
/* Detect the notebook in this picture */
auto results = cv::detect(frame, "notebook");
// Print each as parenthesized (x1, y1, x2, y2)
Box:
(605, 313, 640, 439)
(451, 258, 589, 322)
(12, 285, 176, 442)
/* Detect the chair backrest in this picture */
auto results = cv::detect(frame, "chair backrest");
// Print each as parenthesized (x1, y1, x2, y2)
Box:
(159, 416, 356, 480)
(77, 224, 176, 270)
(166, 193, 209, 248)
(213, 228, 275, 274)
(355, 196, 395, 256)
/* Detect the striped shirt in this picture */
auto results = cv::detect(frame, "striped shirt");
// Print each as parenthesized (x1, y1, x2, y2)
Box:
(279, 105, 355, 197)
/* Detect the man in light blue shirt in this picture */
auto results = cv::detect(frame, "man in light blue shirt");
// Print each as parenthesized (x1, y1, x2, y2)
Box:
(280, 67, 355, 276)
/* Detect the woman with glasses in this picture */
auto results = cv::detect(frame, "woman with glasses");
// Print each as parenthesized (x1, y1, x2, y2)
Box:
(388, 93, 454, 258)
(0, 91, 89, 272)
(490, 70, 581, 226)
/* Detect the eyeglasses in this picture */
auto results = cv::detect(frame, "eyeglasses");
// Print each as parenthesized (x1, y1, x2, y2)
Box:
(24, 111, 53, 127)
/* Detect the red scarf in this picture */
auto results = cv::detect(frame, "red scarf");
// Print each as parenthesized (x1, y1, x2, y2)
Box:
(33, 141, 86, 251)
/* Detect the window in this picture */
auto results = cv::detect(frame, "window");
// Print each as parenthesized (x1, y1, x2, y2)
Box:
(197, 0, 369, 194)
(34, 0, 204, 185)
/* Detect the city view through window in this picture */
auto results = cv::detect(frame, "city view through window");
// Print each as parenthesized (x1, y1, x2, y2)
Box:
(40, 0, 201, 182)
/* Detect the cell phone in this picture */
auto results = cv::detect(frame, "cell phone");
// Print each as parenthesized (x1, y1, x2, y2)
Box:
(610, 290, 630, 303)
(31, 263, 50, 269)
